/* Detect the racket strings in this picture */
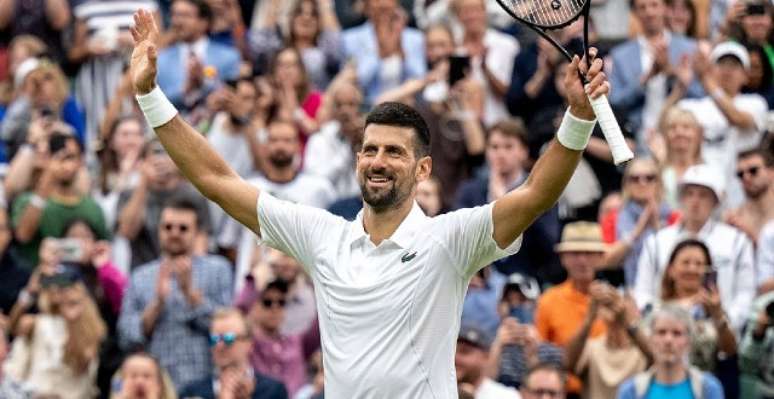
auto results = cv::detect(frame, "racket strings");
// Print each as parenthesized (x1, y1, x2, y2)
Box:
(504, 0, 584, 27)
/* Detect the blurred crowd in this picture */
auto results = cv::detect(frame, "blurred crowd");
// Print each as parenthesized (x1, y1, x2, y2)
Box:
(0, 0, 772, 398)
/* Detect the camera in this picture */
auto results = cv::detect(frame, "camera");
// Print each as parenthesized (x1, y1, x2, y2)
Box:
(746, 3, 766, 15)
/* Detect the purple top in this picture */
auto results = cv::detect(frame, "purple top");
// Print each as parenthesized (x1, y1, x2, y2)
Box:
(250, 320, 320, 396)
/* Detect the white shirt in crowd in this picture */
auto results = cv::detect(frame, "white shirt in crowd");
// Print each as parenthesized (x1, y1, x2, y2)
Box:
(679, 94, 768, 207)
(633, 219, 756, 333)
(638, 32, 670, 137)
(233, 173, 336, 294)
(475, 378, 522, 399)
(303, 121, 360, 199)
(256, 193, 521, 398)
(757, 220, 774, 285)
(469, 29, 519, 127)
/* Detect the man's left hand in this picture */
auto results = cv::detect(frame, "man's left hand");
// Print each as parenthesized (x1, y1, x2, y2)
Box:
(565, 47, 609, 120)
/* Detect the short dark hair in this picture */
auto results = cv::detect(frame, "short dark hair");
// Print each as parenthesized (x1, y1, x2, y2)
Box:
(365, 102, 431, 158)
(738, 147, 773, 167)
(523, 363, 567, 389)
(161, 195, 201, 228)
(48, 132, 82, 155)
(174, 0, 212, 23)
(488, 118, 528, 148)
(262, 279, 289, 298)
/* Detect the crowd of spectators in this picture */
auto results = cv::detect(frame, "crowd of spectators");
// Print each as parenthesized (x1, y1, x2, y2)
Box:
(0, 0, 772, 398)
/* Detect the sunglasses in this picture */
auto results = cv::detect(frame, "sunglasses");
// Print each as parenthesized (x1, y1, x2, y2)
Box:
(162, 223, 191, 233)
(627, 174, 657, 184)
(209, 332, 246, 347)
(262, 298, 286, 308)
(736, 166, 760, 179)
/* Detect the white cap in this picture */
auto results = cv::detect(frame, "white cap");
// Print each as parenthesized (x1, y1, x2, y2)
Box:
(711, 41, 750, 70)
(14, 57, 40, 89)
(679, 164, 725, 203)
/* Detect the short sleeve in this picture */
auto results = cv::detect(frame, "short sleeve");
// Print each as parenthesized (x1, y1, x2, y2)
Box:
(436, 204, 521, 278)
(257, 192, 345, 272)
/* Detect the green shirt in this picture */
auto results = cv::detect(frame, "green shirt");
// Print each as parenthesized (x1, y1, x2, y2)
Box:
(11, 192, 110, 269)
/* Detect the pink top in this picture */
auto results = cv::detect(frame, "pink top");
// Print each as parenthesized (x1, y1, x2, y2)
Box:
(96, 262, 127, 314)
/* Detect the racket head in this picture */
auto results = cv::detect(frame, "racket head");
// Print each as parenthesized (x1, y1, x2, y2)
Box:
(495, 0, 588, 30)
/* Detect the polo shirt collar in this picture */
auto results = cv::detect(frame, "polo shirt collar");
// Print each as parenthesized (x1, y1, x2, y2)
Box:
(348, 201, 428, 248)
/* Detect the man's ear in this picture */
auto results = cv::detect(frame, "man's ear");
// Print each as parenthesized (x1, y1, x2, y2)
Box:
(416, 156, 432, 181)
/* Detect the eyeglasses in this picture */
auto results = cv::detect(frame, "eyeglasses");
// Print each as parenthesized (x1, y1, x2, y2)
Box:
(262, 298, 286, 308)
(162, 223, 191, 233)
(626, 173, 657, 184)
(209, 332, 246, 347)
(523, 387, 563, 398)
(736, 166, 760, 179)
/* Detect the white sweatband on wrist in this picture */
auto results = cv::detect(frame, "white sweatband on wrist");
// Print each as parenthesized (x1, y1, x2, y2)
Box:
(556, 109, 596, 151)
(136, 86, 178, 128)
(29, 194, 46, 209)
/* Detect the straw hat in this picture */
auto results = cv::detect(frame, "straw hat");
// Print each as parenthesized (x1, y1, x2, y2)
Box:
(554, 221, 607, 253)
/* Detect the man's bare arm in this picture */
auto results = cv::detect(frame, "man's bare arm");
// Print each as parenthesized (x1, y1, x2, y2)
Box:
(130, 9, 260, 234)
(493, 53, 609, 248)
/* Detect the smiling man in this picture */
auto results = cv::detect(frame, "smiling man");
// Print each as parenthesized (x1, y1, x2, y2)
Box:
(129, 8, 610, 398)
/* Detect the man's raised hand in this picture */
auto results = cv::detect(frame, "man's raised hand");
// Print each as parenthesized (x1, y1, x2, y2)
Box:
(130, 9, 161, 95)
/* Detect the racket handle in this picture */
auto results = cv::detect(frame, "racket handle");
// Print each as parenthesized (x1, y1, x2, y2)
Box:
(587, 94, 634, 165)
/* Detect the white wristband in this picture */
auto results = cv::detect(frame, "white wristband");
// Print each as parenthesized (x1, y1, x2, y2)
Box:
(29, 194, 46, 209)
(556, 109, 596, 151)
(136, 86, 178, 128)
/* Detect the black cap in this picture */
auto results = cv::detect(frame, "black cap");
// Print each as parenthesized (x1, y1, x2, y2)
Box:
(458, 325, 492, 350)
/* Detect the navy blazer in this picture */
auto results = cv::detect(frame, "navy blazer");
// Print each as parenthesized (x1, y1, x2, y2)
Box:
(608, 34, 705, 144)
(179, 373, 288, 399)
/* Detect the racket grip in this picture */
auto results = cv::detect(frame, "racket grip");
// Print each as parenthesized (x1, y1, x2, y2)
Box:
(587, 94, 634, 165)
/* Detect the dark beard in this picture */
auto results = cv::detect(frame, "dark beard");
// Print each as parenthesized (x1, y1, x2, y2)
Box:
(746, 183, 770, 200)
(361, 181, 401, 211)
(269, 153, 293, 168)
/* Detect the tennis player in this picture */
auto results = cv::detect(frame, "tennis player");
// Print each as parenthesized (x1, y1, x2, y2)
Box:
(130, 9, 610, 398)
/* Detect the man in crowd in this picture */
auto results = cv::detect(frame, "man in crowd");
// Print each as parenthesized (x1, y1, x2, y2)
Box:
(520, 363, 567, 399)
(179, 308, 288, 399)
(12, 133, 109, 268)
(455, 119, 561, 283)
(304, 82, 364, 200)
(725, 147, 774, 243)
(534, 221, 607, 396)
(617, 306, 724, 399)
(739, 278, 774, 398)
(634, 164, 755, 332)
(342, 0, 426, 104)
(156, 0, 240, 107)
(608, 0, 702, 147)
(117, 138, 211, 269)
(455, 325, 521, 398)
(118, 197, 233, 389)
(677, 42, 768, 206)
(249, 279, 319, 397)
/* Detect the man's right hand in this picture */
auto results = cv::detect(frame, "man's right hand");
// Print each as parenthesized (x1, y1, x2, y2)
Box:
(130, 9, 161, 95)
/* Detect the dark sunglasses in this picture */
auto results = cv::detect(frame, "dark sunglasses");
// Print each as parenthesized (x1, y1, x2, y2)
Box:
(209, 332, 246, 347)
(627, 173, 657, 184)
(736, 166, 760, 179)
(162, 223, 191, 233)
(523, 388, 563, 398)
(262, 298, 286, 308)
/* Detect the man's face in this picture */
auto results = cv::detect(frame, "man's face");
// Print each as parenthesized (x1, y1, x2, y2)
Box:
(51, 139, 82, 186)
(486, 130, 528, 176)
(356, 124, 429, 212)
(679, 185, 717, 228)
(737, 154, 771, 199)
(560, 251, 602, 284)
(266, 123, 299, 169)
(715, 56, 747, 94)
(332, 85, 363, 137)
(210, 314, 251, 370)
(171, 0, 208, 42)
(454, 341, 487, 384)
(158, 208, 198, 257)
(230, 80, 257, 120)
(521, 370, 566, 399)
(267, 250, 301, 284)
(366, 0, 398, 20)
(454, 0, 487, 35)
(651, 316, 690, 368)
(252, 288, 286, 333)
(426, 27, 454, 66)
(633, 0, 667, 34)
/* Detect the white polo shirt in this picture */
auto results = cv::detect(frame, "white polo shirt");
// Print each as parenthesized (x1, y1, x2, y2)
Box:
(257, 193, 521, 398)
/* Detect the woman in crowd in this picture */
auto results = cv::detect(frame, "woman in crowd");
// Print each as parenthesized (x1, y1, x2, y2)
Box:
(270, 47, 323, 140)
(94, 116, 146, 230)
(6, 273, 106, 398)
(600, 157, 679, 287)
(743, 44, 774, 108)
(249, 0, 341, 89)
(649, 106, 704, 208)
(656, 239, 738, 395)
(110, 352, 177, 399)
(665, 0, 699, 38)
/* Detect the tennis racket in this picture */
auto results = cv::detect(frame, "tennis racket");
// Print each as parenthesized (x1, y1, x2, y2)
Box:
(495, 0, 634, 165)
